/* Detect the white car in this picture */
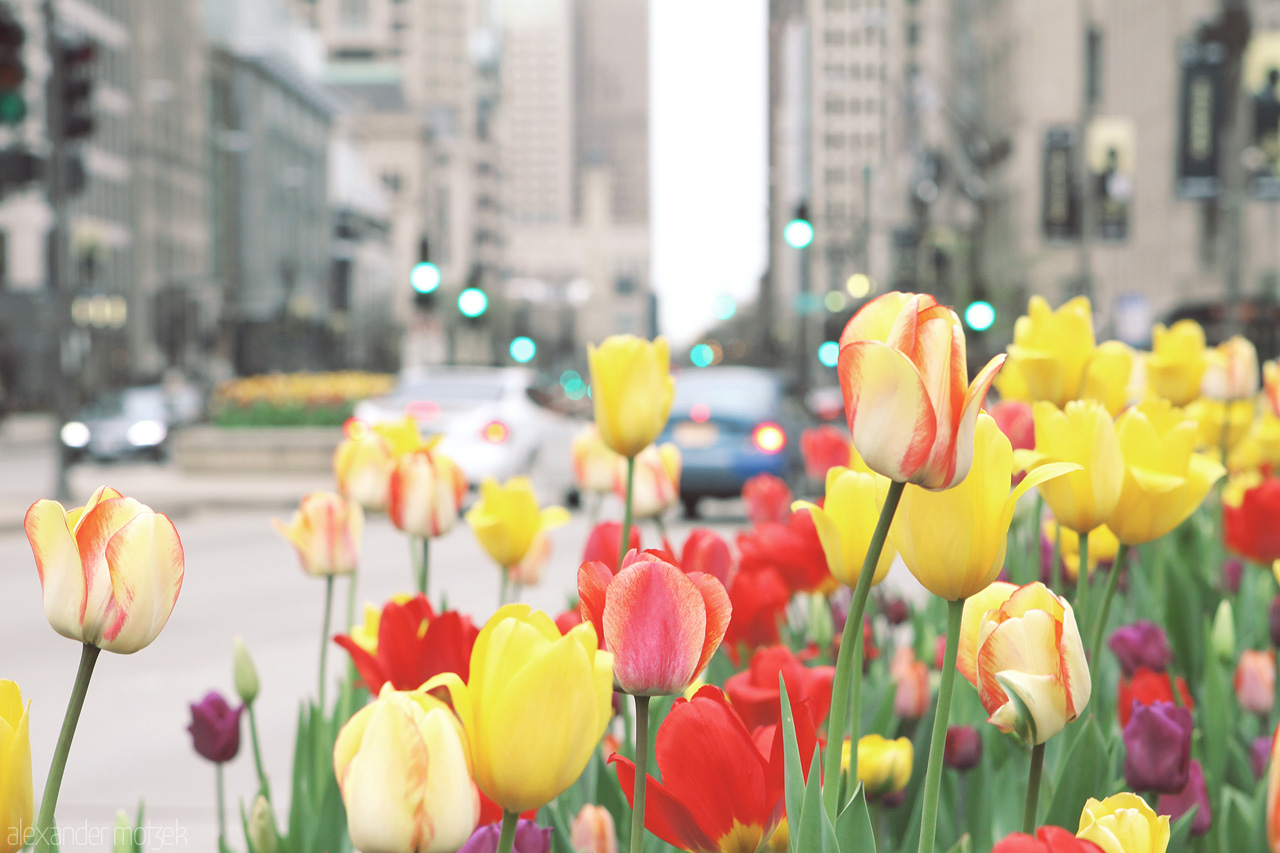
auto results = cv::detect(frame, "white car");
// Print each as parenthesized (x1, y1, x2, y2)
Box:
(351, 367, 581, 501)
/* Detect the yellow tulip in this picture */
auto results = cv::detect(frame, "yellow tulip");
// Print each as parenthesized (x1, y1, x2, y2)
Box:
(1077, 793, 1170, 853)
(1266, 360, 1280, 418)
(793, 466, 897, 588)
(0, 681, 31, 853)
(1229, 410, 1280, 472)
(1146, 320, 1208, 406)
(425, 605, 614, 814)
(335, 417, 427, 512)
(1186, 398, 1253, 457)
(273, 492, 364, 576)
(1005, 296, 1096, 407)
(333, 686, 479, 853)
(1022, 400, 1122, 534)
(993, 358, 1032, 404)
(588, 335, 676, 458)
(1043, 520, 1120, 582)
(889, 413, 1079, 600)
(841, 734, 913, 796)
(1109, 400, 1226, 545)
(466, 477, 570, 569)
(1080, 340, 1135, 416)
(1201, 334, 1259, 401)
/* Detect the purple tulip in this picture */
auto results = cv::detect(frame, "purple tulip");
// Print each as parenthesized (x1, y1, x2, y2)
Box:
(1222, 558, 1244, 594)
(1039, 532, 1057, 585)
(1253, 735, 1273, 781)
(1123, 701, 1192, 794)
(1108, 621, 1172, 677)
(458, 820, 551, 853)
(187, 691, 243, 764)
(1269, 597, 1280, 648)
(1157, 760, 1212, 837)
(944, 725, 982, 771)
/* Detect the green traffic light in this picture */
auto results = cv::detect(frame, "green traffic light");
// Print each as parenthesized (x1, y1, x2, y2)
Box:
(784, 219, 814, 249)
(964, 300, 996, 332)
(0, 92, 25, 124)
(458, 287, 488, 318)
(411, 262, 441, 294)
(510, 336, 536, 363)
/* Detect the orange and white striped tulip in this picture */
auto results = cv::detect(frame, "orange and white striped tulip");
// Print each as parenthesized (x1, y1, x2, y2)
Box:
(837, 291, 1005, 490)
(1266, 360, 1280, 419)
(621, 443, 681, 519)
(957, 582, 1090, 745)
(273, 492, 364, 576)
(333, 685, 479, 853)
(24, 486, 184, 654)
(1268, 719, 1280, 851)
(571, 804, 618, 853)
(388, 448, 467, 539)
(1202, 335, 1259, 401)
(572, 424, 622, 494)
(335, 417, 426, 512)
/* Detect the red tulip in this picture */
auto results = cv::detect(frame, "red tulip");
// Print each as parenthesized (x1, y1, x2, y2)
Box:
(737, 510, 832, 595)
(582, 521, 641, 566)
(724, 645, 835, 730)
(990, 399, 1036, 452)
(1117, 667, 1195, 728)
(681, 529, 734, 587)
(1236, 649, 1276, 716)
(890, 647, 930, 719)
(721, 566, 791, 665)
(801, 426, 852, 481)
(742, 474, 793, 525)
(554, 609, 585, 636)
(611, 686, 817, 853)
(334, 594, 479, 694)
(578, 550, 731, 695)
(991, 826, 1105, 853)
(1224, 475, 1280, 564)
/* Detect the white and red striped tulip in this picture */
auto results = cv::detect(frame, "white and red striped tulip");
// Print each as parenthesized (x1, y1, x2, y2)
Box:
(273, 492, 364, 576)
(24, 486, 184, 654)
(387, 448, 467, 539)
(620, 443, 681, 519)
(837, 291, 1005, 490)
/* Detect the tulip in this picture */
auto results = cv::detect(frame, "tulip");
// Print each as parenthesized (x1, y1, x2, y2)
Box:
(844, 734, 913, 796)
(1122, 701, 1192, 794)
(991, 399, 1036, 452)
(247, 795, 279, 853)
(1042, 521, 1119, 582)
(794, 466, 898, 590)
(335, 416, 426, 511)
(723, 644, 835, 730)
(721, 567, 791, 664)
(1108, 400, 1225, 545)
(736, 510, 832, 594)
(459, 820, 550, 853)
(335, 594, 479, 694)
(1258, 735, 1275, 780)
(388, 448, 468, 539)
(25, 486, 185, 653)
(425, 605, 613, 813)
(1224, 474, 1280, 563)
(993, 827, 1106, 853)
(1267, 360, 1280, 418)
(466, 478, 570, 570)
(956, 582, 1090, 744)
(680, 529, 733, 587)
(588, 335, 676, 458)
(570, 805, 617, 853)
(610, 686, 817, 853)
(1081, 340, 1136, 417)
(1186, 398, 1252, 455)
(620, 443, 681, 519)
(1023, 400, 1123, 535)
(943, 725, 982, 771)
(1076, 792, 1170, 853)
(1201, 334, 1259, 401)
(884, 597, 910, 625)
(742, 474, 793, 525)
(1227, 410, 1280, 472)
(233, 636, 260, 705)
(1108, 622, 1171, 677)
(800, 425, 852, 481)
(1156, 760, 1211, 837)
(273, 491, 363, 577)
(507, 530, 554, 586)
(188, 691, 243, 764)
(1269, 721, 1280, 850)
(1147, 320, 1208, 405)
(333, 686, 480, 853)
(1222, 557, 1244, 594)
(1005, 296, 1096, 408)
(582, 521, 641, 566)
(1211, 600, 1235, 664)
(836, 291, 1006, 489)
(578, 549, 731, 696)
(0, 680, 32, 853)
(891, 413, 1079, 600)
(890, 646, 930, 719)
(572, 424, 623, 493)
(1235, 649, 1276, 715)
(1117, 668, 1194, 727)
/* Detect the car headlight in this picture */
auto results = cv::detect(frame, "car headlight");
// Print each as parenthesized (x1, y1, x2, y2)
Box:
(60, 421, 90, 448)
(126, 420, 167, 447)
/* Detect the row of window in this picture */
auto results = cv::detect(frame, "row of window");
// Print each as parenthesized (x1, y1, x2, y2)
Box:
(825, 97, 879, 115)
(824, 64, 886, 82)
(824, 132, 883, 150)
(824, 29, 888, 47)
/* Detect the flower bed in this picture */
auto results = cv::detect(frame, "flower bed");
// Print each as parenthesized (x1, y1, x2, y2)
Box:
(211, 372, 394, 428)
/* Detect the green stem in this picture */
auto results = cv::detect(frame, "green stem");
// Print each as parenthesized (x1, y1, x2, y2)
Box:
(33, 644, 101, 853)
(318, 576, 335, 712)
(1076, 529, 1090, 634)
(629, 694, 651, 853)
(216, 763, 227, 846)
(495, 810, 519, 853)
(918, 598, 965, 853)
(1087, 544, 1126, 671)
(346, 565, 359, 634)
(247, 703, 271, 801)
(1051, 521, 1062, 592)
(1022, 742, 1046, 834)
(418, 536, 430, 596)
(499, 571, 510, 607)
(1029, 493, 1046, 584)
(822, 479, 905, 820)
(619, 455, 636, 570)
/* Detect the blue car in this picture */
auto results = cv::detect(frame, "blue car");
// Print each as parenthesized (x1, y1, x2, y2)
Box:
(659, 367, 808, 517)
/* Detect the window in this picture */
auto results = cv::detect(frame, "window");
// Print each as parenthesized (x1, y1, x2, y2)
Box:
(339, 0, 369, 28)
(824, 133, 845, 149)
(825, 168, 845, 184)
(825, 97, 845, 114)
(824, 30, 845, 46)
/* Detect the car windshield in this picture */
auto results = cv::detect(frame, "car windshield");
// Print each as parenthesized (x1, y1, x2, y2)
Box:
(393, 377, 505, 403)
(671, 372, 780, 419)
(80, 388, 168, 420)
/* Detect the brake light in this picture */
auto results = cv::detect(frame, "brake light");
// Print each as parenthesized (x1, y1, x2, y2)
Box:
(752, 422, 786, 454)
(482, 420, 509, 443)
(343, 417, 370, 440)
(690, 403, 711, 423)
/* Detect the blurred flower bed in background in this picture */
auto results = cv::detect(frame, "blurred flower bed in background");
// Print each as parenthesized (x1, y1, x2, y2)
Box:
(211, 372, 395, 428)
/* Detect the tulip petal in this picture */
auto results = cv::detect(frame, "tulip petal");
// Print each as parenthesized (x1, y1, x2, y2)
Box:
(1002, 461, 1082, 541)
(604, 561, 707, 694)
(839, 291, 923, 344)
(838, 341, 937, 482)
(577, 560, 614, 641)
(99, 511, 184, 653)
(612, 756, 720, 853)
(25, 500, 87, 643)
(688, 572, 732, 677)
(541, 506, 572, 529)
(336, 697, 429, 853)
(956, 581, 1017, 688)
(938, 352, 1008, 490)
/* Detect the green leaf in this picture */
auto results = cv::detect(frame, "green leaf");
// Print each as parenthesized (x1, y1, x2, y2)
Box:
(1043, 717, 1110, 831)
(1219, 786, 1255, 853)
(833, 785, 876, 853)
(1167, 806, 1198, 851)
(794, 749, 838, 853)
(1202, 646, 1232, 797)
(778, 676, 808, 850)
(942, 834, 972, 853)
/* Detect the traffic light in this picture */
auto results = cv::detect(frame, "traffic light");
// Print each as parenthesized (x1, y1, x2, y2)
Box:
(509, 336, 536, 363)
(0, 7, 24, 125)
(58, 36, 96, 140)
(457, 287, 488, 318)
(964, 300, 996, 332)
(784, 202, 814, 249)
(411, 236, 439, 310)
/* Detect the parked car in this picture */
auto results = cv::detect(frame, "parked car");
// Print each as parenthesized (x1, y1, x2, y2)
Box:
(351, 366, 581, 501)
(61, 385, 184, 462)
(658, 366, 810, 518)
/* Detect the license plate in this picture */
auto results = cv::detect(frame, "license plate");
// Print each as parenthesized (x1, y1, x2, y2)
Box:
(674, 421, 719, 448)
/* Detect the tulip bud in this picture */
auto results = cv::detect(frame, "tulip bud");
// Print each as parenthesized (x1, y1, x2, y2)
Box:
(883, 597, 910, 625)
(187, 691, 243, 764)
(570, 804, 617, 853)
(1156, 760, 1212, 837)
(1221, 558, 1244, 594)
(1122, 701, 1192, 794)
(1210, 600, 1235, 664)
(807, 592, 834, 649)
(1269, 597, 1280, 648)
(233, 636, 260, 705)
(1234, 649, 1276, 716)
(1108, 621, 1171, 677)
(247, 796, 278, 853)
(459, 820, 552, 853)
(112, 810, 133, 853)
(890, 647, 930, 719)
(943, 726, 982, 771)
(1253, 735, 1273, 781)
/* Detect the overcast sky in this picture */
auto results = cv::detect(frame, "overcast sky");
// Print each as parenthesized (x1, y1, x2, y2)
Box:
(650, 0, 767, 346)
